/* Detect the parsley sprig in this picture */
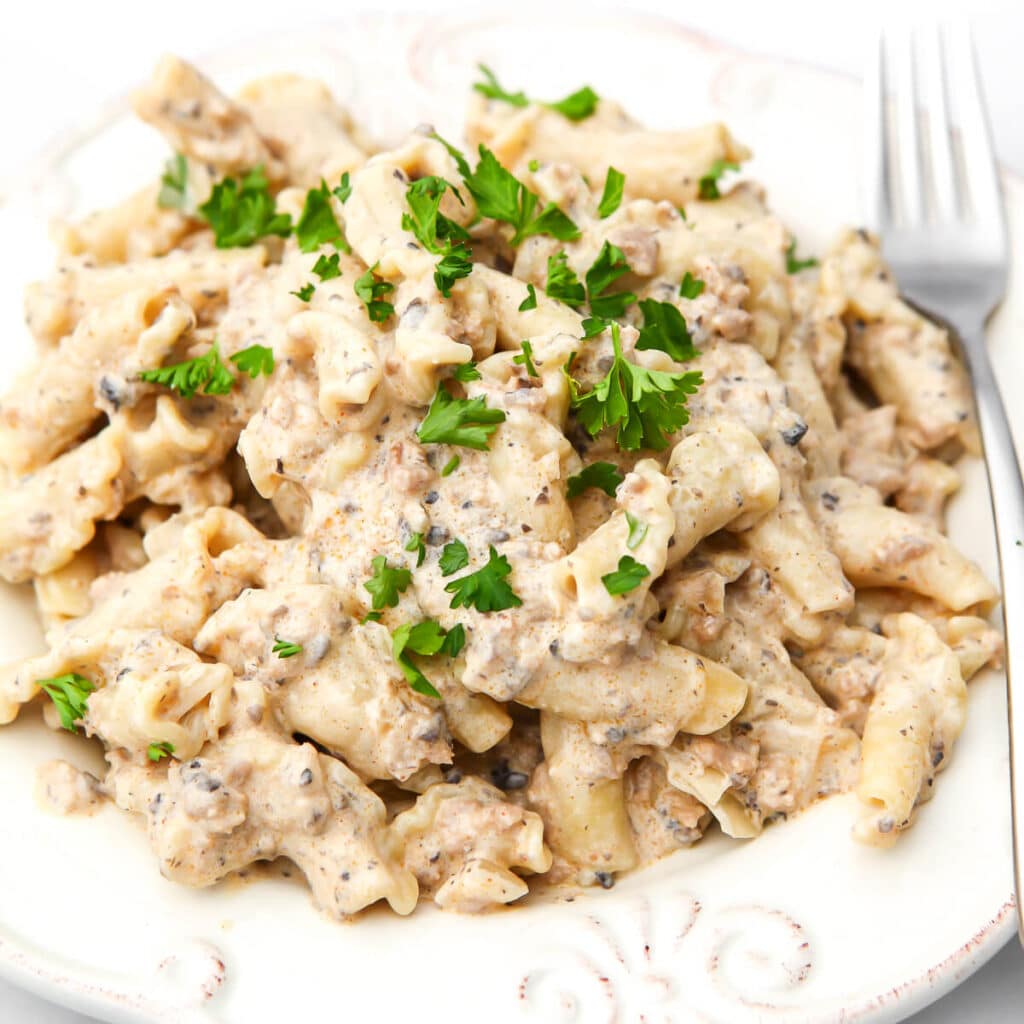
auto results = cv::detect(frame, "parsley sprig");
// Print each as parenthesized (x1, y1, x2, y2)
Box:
(444, 546, 522, 613)
(636, 300, 698, 362)
(566, 461, 624, 499)
(364, 556, 413, 610)
(513, 340, 539, 377)
(679, 271, 705, 299)
(391, 620, 466, 699)
(601, 555, 650, 595)
(697, 159, 740, 201)
(405, 532, 427, 567)
(295, 179, 350, 253)
(597, 167, 625, 219)
(565, 323, 702, 451)
(147, 741, 175, 762)
(198, 166, 292, 248)
(417, 383, 506, 450)
(544, 242, 635, 321)
(402, 176, 474, 297)
(473, 65, 600, 122)
(37, 673, 95, 733)
(354, 263, 396, 322)
(139, 342, 274, 397)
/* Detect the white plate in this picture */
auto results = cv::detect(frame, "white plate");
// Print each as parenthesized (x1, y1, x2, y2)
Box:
(0, 13, 1019, 1024)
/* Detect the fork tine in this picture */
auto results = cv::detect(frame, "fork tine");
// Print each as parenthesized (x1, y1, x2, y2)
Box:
(864, 32, 890, 230)
(948, 23, 1005, 234)
(894, 28, 924, 224)
(919, 24, 959, 221)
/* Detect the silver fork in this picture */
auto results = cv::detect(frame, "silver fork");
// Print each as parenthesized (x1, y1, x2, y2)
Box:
(867, 24, 1023, 942)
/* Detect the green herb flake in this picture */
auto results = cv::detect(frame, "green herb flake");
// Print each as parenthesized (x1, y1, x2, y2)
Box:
(272, 637, 304, 659)
(518, 283, 538, 311)
(230, 344, 275, 379)
(291, 282, 315, 302)
(547, 85, 600, 121)
(198, 165, 293, 248)
(679, 271, 705, 299)
(139, 342, 236, 398)
(444, 546, 523, 613)
(786, 239, 819, 274)
(157, 153, 189, 211)
(333, 171, 353, 203)
(585, 241, 636, 319)
(697, 158, 740, 201)
(405, 531, 427, 567)
(597, 167, 625, 219)
(37, 673, 95, 733)
(601, 555, 650, 596)
(364, 555, 413, 611)
(417, 384, 506, 451)
(312, 252, 342, 281)
(354, 262, 396, 322)
(147, 741, 176, 762)
(441, 455, 461, 477)
(473, 64, 528, 107)
(439, 539, 470, 577)
(636, 299, 699, 362)
(452, 362, 482, 383)
(566, 461, 624, 499)
(625, 512, 648, 550)
(296, 179, 348, 253)
(513, 340, 539, 377)
(545, 251, 586, 306)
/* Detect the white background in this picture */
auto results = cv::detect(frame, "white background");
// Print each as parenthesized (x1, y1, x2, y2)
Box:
(0, 1, 1021, 1020)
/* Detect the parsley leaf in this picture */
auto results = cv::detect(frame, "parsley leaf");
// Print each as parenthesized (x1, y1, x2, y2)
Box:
(472, 65, 599, 121)
(547, 85, 600, 121)
(585, 241, 636, 319)
(139, 342, 236, 398)
(513, 340, 539, 377)
(636, 300, 699, 362)
(291, 282, 315, 301)
(272, 637, 303, 659)
(786, 239, 819, 274)
(296, 180, 348, 253)
(230, 344, 275, 379)
(147, 741, 175, 762)
(363, 611, 382, 623)
(601, 555, 650, 595)
(417, 384, 506, 450)
(697, 159, 740, 201)
(391, 621, 445, 699)
(452, 362, 481, 382)
(581, 316, 610, 339)
(354, 263, 396, 322)
(401, 175, 474, 297)
(439, 539, 470, 576)
(333, 171, 352, 203)
(473, 64, 528, 107)
(157, 153, 188, 210)
(566, 461, 624, 499)
(444, 546, 522, 612)
(463, 146, 579, 246)
(597, 167, 625, 219)
(546, 251, 586, 306)
(364, 555, 413, 610)
(679, 271, 705, 299)
(566, 323, 702, 450)
(312, 252, 341, 281)
(518, 283, 538, 311)
(440, 622, 466, 657)
(37, 673, 95, 733)
(430, 132, 472, 179)
(442, 455, 460, 476)
(198, 166, 292, 248)
(625, 512, 648, 550)
(405, 531, 427, 567)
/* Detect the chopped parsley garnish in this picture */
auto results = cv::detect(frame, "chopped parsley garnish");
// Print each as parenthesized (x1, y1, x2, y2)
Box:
(312, 252, 341, 281)
(518, 283, 538, 311)
(198, 165, 292, 248)
(37, 673, 95, 733)
(354, 263, 396, 322)
(442, 455, 461, 476)
(565, 323, 702, 451)
(291, 282, 315, 302)
(528, 159, 541, 172)
(391, 619, 465, 699)
(625, 512, 648, 550)
(786, 239, 819, 274)
(147, 741, 176, 762)
(463, 145, 580, 246)
(679, 271, 705, 299)
(601, 555, 650, 595)
(401, 175, 474, 297)
(545, 252, 586, 306)
(472, 65, 599, 121)
(444, 546, 522, 612)
(417, 383, 506, 450)
(439, 539, 470, 576)
(230, 344, 275, 379)
(157, 153, 188, 210)
(333, 171, 352, 203)
(513, 340, 539, 377)
(430, 131, 472, 178)
(585, 241, 635, 319)
(452, 362, 482, 382)
(697, 159, 740, 201)
(295, 179, 349, 253)
(636, 300, 699, 362)
(566, 461, 624, 499)
(405, 531, 427, 567)
(364, 555, 413, 610)
(272, 637, 303, 659)
(139, 342, 236, 398)
(363, 611, 382, 623)
(597, 167, 625, 218)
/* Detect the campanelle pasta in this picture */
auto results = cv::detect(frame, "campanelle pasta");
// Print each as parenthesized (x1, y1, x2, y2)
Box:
(0, 56, 1003, 921)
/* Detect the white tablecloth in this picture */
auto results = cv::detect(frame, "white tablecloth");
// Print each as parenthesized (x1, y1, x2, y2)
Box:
(0, 0, 1020, 1019)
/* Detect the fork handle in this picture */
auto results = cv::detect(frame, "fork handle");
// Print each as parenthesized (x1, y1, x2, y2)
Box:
(958, 323, 1024, 943)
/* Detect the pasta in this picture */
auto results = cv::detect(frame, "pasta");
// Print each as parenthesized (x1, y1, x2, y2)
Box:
(0, 57, 1002, 921)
